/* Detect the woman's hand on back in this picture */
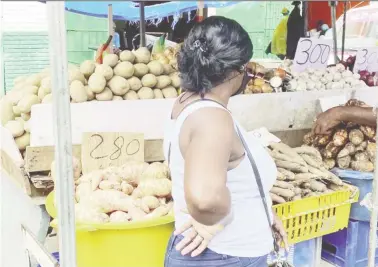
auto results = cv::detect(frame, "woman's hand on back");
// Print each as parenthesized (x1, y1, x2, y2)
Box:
(173, 209, 232, 257)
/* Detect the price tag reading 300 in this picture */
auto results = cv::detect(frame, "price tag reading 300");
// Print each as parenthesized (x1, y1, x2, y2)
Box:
(353, 48, 378, 73)
(293, 38, 333, 72)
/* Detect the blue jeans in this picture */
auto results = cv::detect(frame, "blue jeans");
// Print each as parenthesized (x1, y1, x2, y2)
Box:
(164, 234, 268, 267)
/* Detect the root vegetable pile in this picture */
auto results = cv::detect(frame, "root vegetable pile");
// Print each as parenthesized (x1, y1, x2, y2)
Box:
(268, 142, 357, 205)
(304, 100, 376, 172)
(52, 159, 173, 224)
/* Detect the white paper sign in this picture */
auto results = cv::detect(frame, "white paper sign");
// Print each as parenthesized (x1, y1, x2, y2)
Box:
(247, 127, 281, 147)
(292, 38, 333, 72)
(353, 48, 378, 73)
(318, 95, 348, 112)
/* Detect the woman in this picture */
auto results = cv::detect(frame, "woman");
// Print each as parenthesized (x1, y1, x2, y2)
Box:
(163, 16, 288, 267)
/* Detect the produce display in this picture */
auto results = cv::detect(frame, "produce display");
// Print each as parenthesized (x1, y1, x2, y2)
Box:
(245, 59, 370, 94)
(267, 142, 357, 205)
(0, 46, 181, 154)
(303, 100, 376, 172)
(51, 158, 173, 224)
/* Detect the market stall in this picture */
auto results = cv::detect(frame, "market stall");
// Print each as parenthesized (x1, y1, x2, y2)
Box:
(3, 2, 378, 267)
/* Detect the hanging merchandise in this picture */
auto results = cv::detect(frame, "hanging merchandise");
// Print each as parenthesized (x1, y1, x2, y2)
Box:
(270, 7, 290, 59)
(286, 1, 305, 60)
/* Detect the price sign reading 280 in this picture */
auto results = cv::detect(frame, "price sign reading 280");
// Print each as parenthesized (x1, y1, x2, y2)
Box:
(81, 132, 144, 174)
(293, 38, 333, 72)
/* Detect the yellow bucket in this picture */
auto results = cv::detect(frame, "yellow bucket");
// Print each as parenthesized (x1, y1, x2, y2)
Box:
(46, 192, 174, 267)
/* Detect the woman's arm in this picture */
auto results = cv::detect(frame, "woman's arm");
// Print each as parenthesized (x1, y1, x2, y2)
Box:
(183, 108, 233, 226)
(314, 106, 377, 135)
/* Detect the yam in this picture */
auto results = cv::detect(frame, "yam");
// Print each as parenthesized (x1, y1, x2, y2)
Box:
(96, 87, 113, 101)
(119, 50, 135, 63)
(147, 61, 164, 76)
(133, 47, 151, 64)
(169, 73, 181, 88)
(153, 89, 164, 99)
(137, 87, 154, 100)
(114, 61, 135, 79)
(323, 142, 341, 159)
(95, 64, 114, 80)
(108, 76, 130, 96)
(349, 129, 364, 146)
(271, 150, 306, 166)
(133, 63, 149, 77)
(5, 120, 24, 137)
(155, 76, 171, 89)
(162, 86, 178, 98)
(103, 54, 119, 68)
(303, 132, 315, 145)
(127, 77, 142, 91)
(351, 160, 374, 172)
(70, 81, 88, 103)
(123, 90, 139, 100)
(333, 129, 348, 147)
(80, 60, 96, 77)
(270, 142, 305, 164)
(17, 94, 39, 113)
(360, 125, 376, 140)
(367, 142, 376, 162)
(270, 193, 286, 204)
(141, 74, 157, 88)
(356, 141, 368, 152)
(355, 152, 369, 162)
(337, 155, 351, 169)
(15, 132, 30, 150)
(276, 171, 286, 181)
(301, 154, 323, 169)
(88, 73, 106, 93)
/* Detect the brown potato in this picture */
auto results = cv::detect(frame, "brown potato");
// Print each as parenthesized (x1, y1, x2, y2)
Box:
(333, 129, 348, 147)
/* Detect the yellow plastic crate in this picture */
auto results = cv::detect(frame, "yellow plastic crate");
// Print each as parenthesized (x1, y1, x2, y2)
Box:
(273, 187, 359, 244)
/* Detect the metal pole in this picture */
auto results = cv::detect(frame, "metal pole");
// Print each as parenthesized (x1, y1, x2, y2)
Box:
(368, 112, 378, 267)
(330, 1, 338, 64)
(108, 4, 114, 54)
(302, 1, 309, 36)
(46, 2, 77, 267)
(341, 1, 347, 61)
(139, 2, 146, 47)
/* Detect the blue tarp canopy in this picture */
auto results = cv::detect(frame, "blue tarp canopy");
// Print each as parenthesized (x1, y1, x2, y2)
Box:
(64, 1, 238, 22)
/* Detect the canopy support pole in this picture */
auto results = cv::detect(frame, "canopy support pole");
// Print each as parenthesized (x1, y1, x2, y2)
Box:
(139, 2, 146, 47)
(329, 1, 338, 64)
(108, 4, 114, 54)
(46, 2, 76, 267)
(368, 113, 378, 267)
(341, 1, 347, 61)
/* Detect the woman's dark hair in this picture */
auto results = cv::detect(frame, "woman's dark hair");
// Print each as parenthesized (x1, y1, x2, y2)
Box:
(178, 16, 253, 95)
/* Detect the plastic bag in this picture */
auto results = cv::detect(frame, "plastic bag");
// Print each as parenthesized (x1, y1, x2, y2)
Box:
(271, 16, 289, 56)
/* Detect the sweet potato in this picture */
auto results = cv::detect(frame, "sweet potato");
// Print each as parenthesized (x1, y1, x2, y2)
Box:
(277, 168, 295, 181)
(274, 180, 294, 190)
(270, 187, 295, 199)
(294, 173, 319, 181)
(294, 146, 322, 161)
(275, 160, 308, 173)
(309, 180, 327, 192)
(270, 193, 286, 204)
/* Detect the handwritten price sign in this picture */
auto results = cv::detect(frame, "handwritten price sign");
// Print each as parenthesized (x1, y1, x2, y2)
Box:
(353, 48, 378, 73)
(292, 38, 333, 72)
(81, 132, 144, 174)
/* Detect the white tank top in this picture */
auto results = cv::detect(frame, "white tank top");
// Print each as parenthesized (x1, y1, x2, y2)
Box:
(163, 100, 277, 257)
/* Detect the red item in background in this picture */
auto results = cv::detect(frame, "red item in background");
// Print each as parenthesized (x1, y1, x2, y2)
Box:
(307, 1, 370, 30)
(95, 35, 113, 64)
